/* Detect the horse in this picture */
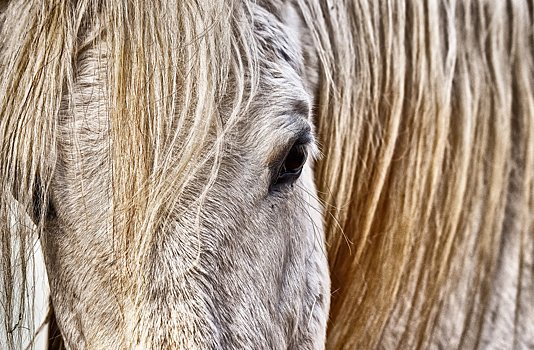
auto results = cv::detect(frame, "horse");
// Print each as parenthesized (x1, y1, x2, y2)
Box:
(1, 0, 533, 349)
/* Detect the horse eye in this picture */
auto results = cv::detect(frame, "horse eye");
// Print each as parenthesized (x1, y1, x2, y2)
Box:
(274, 143, 308, 187)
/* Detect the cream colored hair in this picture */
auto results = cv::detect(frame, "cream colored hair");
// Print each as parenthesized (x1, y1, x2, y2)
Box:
(302, 0, 534, 348)
(1, 0, 533, 349)
(1, 0, 255, 347)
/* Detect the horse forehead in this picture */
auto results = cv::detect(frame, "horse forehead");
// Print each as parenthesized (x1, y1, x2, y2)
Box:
(62, 7, 311, 157)
(252, 3, 304, 73)
(249, 7, 311, 128)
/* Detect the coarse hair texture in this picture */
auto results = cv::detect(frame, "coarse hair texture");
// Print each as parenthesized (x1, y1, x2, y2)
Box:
(299, 0, 534, 348)
(0, 0, 257, 348)
(1, 0, 533, 349)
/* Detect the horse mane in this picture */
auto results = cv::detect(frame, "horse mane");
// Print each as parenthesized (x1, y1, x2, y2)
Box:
(300, 0, 534, 348)
(0, 0, 258, 347)
(1, 0, 533, 349)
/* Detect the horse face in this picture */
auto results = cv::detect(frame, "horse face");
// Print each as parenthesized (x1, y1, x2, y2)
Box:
(42, 4, 329, 349)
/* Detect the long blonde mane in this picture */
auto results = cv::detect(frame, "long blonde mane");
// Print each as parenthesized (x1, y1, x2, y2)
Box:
(303, 0, 534, 348)
(1, 0, 533, 349)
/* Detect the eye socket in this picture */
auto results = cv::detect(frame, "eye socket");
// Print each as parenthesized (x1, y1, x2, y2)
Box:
(273, 142, 308, 188)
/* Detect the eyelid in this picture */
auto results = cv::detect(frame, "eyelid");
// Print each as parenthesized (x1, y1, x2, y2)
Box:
(264, 115, 316, 167)
(293, 128, 314, 146)
(280, 129, 314, 163)
(295, 129, 319, 161)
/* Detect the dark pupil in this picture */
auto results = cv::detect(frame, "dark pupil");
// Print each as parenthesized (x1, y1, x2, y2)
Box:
(272, 143, 308, 188)
(282, 146, 307, 174)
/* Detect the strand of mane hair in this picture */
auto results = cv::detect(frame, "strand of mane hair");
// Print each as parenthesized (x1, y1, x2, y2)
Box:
(299, 0, 534, 348)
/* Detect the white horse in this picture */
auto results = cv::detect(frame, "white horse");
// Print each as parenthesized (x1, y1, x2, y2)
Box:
(1, 0, 533, 349)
